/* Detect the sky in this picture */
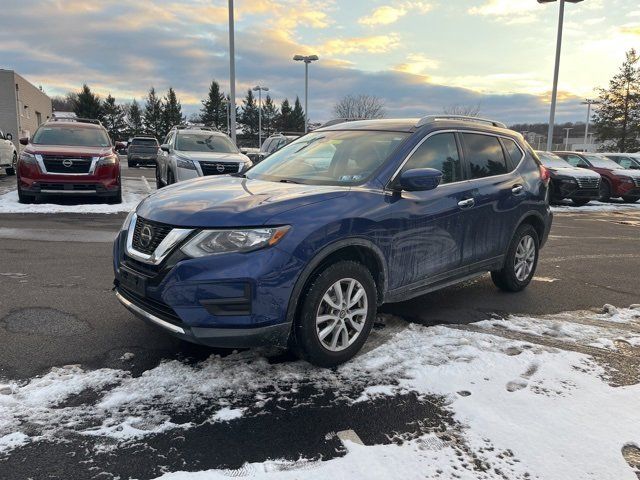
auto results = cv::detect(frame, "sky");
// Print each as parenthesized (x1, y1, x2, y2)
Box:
(1, 0, 638, 124)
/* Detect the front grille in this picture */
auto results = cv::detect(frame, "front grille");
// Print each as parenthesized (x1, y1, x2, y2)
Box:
(118, 286, 183, 326)
(132, 217, 173, 255)
(199, 161, 240, 176)
(42, 155, 93, 174)
(576, 177, 600, 189)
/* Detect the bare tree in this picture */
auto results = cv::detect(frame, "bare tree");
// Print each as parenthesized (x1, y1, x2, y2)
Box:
(443, 103, 481, 117)
(333, 94, 385, 120)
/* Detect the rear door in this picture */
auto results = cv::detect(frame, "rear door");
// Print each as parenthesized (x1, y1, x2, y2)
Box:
(458, 132, 526, 266)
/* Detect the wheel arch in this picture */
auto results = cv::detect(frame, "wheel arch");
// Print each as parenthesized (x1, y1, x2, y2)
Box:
(515, 212, 547, 247)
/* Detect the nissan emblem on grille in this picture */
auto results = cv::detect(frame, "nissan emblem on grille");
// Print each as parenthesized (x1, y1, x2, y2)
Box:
(216, 164, 225, 173)
(139, 225, 154, 248)
(62, 159, 73, 168)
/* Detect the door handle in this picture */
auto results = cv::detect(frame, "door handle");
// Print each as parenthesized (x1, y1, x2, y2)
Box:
(512, 185, 524, 195)
(458, 198, 475, 208)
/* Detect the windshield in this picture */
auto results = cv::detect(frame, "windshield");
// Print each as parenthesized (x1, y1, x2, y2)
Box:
(536, 151, 571, 168)
(176, 133, 238, 153)
(584, 155, 620, 169)
(608, 156, 640, 169)
(32, 126, 111, 147)
(247, 130, 409, 185)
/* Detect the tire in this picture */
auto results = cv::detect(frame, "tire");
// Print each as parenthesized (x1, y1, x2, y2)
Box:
(571, 198, 590, 207)
(106, 187, 122, 204)
(17, 185, 35, 204)
(598, 180, 611, 202)
(166, 169, 175, 186)
(155, 166, 164, 189)
(622, 196, 639, 203)
(291, 261, 377, 367)
(491, 224, 539, 293)
(6, 153, 17, 176)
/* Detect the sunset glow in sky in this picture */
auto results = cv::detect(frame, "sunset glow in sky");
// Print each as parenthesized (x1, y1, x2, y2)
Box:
(1, 0, 638, 123)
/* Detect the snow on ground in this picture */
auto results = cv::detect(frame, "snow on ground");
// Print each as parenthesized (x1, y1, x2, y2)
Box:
(0, 177, 151, 214)
(551, 200, 640, 213)
(1, 306, 640, 479)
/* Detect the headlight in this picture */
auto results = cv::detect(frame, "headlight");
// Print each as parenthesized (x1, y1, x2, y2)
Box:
(98, 154, 118, 166)
(19, 152, 37, 165)
(619, 176, 634, 184)
(176, 155, 196, 170)
(561, 177, 577, 183)
(181, 226, 290, 257)
(121, 210, 135, 231)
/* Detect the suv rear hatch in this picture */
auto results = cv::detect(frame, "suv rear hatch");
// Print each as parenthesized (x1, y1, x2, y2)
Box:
(129, 139, 158, 156)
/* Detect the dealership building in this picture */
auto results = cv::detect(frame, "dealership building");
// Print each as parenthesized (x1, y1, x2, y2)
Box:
(0, 69, 52, 150)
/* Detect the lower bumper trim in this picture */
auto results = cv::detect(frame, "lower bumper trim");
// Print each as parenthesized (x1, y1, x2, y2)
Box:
(116, 290, 186, 334)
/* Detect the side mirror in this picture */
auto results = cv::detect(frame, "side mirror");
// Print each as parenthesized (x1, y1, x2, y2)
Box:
(115, 141, 126, 150)
(5, 133, 12, 141)
(160, 144, 171, 153)
(19, 137, 29, 146)
(398, 168, 443, 192)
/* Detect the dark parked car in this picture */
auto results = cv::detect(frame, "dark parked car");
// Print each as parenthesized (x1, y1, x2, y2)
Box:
(554, 151, 640, 203)
(535, 151, 601, 206)
(17, 118, 122, 204)
(114, 115, 552, 367)
(127, 137, 159, 168)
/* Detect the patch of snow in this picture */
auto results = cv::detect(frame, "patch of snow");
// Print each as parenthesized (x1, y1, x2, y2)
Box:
(551, 201, 640, 212)
(211, 407, 245, 422)
(119, 352, 135, 361)
(533, 276, 559, 282)
(0, 178, 150, 214)
(0, 432, 28, 453)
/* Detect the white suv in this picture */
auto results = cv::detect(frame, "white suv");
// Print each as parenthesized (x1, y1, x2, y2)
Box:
(0, 130, 18, 175)
(155, 126, 251, 188)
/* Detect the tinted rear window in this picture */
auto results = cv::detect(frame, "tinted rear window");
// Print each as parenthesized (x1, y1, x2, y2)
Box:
(462, 133, 509, 179)
(132, 138, 158, 146)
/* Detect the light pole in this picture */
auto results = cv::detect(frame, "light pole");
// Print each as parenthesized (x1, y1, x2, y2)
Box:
(538, 0, 584, 151)
(228, 0, 237, 144)
(563, 127, 572, 149)
(293, 54, 319, 133)
(252, 85, 269, 148)
(582, 99, 600, 147)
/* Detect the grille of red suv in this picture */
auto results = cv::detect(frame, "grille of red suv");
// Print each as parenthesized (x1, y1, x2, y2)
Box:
(42, 155, 93, 174)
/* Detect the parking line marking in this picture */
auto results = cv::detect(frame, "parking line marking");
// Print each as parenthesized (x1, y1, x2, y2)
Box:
(141, 176, 152, 193)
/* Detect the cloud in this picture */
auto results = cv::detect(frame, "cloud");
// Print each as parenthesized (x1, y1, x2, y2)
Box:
(394, 54, 440, 77)
(468, 0, 541, 24)
(319, 34, 401, 55)
(359, 2, 432, 26)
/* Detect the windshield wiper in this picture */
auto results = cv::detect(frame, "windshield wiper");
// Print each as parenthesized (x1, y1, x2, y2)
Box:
(279, 178, 301, 184)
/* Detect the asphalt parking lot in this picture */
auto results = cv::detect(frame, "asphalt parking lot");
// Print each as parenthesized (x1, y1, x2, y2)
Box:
(0, 166, 639, 479)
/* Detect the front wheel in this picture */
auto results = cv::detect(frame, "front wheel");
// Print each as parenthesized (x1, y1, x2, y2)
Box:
(166, 169, 175, 186)
(292, 261, 377, 367)
(6, 153, 17, 175)
(599, 180, 611, 202)
(491, 224, 539, 292)
(17, 185, 35, 204)
(571, 198, 590, 207)
(155, 166, 164, 189)
(622, 196, 639, 203)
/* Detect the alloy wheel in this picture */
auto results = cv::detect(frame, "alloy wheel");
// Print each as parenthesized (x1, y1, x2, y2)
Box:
(514, 235, 536, 282)
(315, 278, 368, 352)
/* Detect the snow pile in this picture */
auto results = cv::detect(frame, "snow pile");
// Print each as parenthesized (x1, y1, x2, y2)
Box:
(1, 307, 640, 479)
(0, 178, 151, 214)
(551, 201, 640, 213)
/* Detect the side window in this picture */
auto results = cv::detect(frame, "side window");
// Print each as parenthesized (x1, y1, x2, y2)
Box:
(401, 133, 462, 184)
(618, 158, 632, 169)
(462, 133, 509, 179)
(565, 155, 587, 167)
(502, 138, 523, 167)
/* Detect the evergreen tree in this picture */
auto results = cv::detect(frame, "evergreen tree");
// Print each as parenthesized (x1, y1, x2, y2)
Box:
(161, 87, 184, 136)
(240, 89, 259, 136)
(126, 99, 143, 137)
(143, 87, 163, 139)
(201, 80, 226, 129)
(72, 84, 102, 119)
(262, 95, 279, 135)
(291, 96, 305, 132)
(277, 98, 293, 131)
(100, 94, 127, 141)
(593, 49, 640, 152)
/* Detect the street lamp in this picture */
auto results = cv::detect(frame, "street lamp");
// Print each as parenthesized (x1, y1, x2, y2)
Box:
(252, 85, 269, 148)
(581, 99, 600, 147)
(228, 0, 237, 144)
(293, 54, 319, 133)
(538, 0, 584, 151)
(563, 127, 572, 149)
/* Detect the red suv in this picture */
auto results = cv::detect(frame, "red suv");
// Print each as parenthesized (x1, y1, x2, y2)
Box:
(17, 118, 122, 204)
(554, 151, 640, 203)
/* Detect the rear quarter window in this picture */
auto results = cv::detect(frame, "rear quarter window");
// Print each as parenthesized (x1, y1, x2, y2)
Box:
(501, 138, 524, 168)
(461, 133, 510, 179)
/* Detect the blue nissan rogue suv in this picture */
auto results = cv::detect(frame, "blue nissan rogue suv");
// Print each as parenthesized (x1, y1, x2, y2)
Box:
(114, 115, 552, 367)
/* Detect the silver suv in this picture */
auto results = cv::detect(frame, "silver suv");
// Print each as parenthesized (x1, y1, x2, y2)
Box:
(155, 126, 251, 188)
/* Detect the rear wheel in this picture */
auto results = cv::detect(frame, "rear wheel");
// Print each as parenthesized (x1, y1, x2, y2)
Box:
(491, 224, 539, 292)
(291, 261, 377, 367)
(571, 198, 590, 207)
(622, 196, 639, 203)
(6, 153, 17, 175)
(598, 180, 611, 202)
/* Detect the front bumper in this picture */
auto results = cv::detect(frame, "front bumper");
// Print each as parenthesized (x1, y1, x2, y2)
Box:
(550, 179, 600, 201)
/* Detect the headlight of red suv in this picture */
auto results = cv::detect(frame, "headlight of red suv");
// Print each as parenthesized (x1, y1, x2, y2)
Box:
(619, 176, 634, 184)
(19, 152, 37, 165)
(97, 154, 118, 166)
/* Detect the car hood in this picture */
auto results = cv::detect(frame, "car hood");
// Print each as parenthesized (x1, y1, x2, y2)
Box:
(136, 176, 349, 227)
(611, 168, 640, 178)
(26, 145, 113, 157)
(548, 167, 601, 178)
(176, 151, 249, 163)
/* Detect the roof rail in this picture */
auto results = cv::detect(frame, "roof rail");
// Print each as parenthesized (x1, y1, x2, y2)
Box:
(48, 117, 102, 125)
(416, 115, 506, 128)
(173, 124, 218, 131)
(321, 118, 363, 128)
